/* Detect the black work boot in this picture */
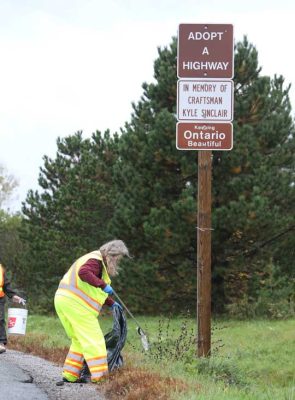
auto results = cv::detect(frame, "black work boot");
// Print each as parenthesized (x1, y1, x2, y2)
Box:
(56, 378, 74, 386)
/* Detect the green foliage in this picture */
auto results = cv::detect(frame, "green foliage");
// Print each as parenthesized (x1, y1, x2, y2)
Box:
(21, 131, 119, 309)
(19, 36, 295, 315)
(110, 37, 295, 314)
(212, 38, 295, 313)
(109, 41, 198, 313)
(226, 262, 295, 319)
(196, 356, 250, 387)
(0, 210, 25, 293)
(142, 311, 196, 362)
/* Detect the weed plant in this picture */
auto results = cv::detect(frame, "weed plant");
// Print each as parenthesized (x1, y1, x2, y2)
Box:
(138, 312, 247, 389)
(142, 310, 196, 362)
(141, 312, 226, 362)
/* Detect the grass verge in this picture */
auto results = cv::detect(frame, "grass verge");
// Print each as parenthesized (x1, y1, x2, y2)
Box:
(7, 314, 295, 400)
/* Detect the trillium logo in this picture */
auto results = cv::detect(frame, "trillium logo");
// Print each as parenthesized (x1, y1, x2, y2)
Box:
(8, 317, 17, 328)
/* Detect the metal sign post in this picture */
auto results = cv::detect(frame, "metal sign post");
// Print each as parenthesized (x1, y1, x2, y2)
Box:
(177, 23, 234, 357)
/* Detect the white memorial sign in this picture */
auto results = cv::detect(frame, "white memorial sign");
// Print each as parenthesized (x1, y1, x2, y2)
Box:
(177, 79, 233, 121)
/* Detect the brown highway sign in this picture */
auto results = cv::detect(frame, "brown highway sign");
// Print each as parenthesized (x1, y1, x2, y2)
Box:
(178, 23, 234, 78)
(176, 122, 233, 150)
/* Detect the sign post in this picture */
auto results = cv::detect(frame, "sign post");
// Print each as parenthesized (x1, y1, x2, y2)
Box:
(177, 23, 234, 357)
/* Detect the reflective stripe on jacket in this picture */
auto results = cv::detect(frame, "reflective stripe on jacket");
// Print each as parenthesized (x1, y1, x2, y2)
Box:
(56, 251, 111, 315)
(0, 264, 5, 298)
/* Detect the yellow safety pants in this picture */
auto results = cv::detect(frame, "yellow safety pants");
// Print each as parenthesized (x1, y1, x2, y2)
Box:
(54, 294, 108, 383)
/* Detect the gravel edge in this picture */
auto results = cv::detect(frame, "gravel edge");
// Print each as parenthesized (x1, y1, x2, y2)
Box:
(2, 349, 106, 400)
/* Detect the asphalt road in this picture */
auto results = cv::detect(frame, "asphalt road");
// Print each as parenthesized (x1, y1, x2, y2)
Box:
(0, 349, 105, 400)
(0, 357, 48, 400)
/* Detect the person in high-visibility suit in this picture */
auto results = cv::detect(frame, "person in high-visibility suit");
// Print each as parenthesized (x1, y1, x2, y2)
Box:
(54, 239, 129, 383)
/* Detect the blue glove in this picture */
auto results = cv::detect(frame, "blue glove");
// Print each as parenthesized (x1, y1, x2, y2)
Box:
(103, 284, 113, 295)
(111, 302, 123, 311)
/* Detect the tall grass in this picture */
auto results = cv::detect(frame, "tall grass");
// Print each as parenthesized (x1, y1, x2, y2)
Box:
(7, 312, 295, 400)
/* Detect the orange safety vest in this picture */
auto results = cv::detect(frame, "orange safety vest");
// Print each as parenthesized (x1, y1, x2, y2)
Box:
(0, 264, 5, 298)
(55, 251, 111, 315)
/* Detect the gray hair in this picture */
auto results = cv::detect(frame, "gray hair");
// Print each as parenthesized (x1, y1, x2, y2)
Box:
(99, 240, 130, 258)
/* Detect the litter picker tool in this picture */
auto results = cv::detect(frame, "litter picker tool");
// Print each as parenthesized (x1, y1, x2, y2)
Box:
(113, 289, 149, 351)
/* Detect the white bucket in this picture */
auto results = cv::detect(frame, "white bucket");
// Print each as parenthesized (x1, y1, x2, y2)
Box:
(7, 308, 28, 335)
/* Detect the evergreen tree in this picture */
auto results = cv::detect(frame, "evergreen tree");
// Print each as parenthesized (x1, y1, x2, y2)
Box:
(20, 36, 294, 316)
(110, 39, 198, 312)
(212, 38, 295, 313)
(21, 131, 118, 310)
(110, 37, 295, 314)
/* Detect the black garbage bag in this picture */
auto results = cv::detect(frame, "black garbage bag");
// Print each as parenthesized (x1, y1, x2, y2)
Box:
(104, 306, 127, 371)
(80, 305, 127, 382)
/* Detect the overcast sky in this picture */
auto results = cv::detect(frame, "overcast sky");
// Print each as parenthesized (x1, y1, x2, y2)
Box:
(0, 0, 294, 211)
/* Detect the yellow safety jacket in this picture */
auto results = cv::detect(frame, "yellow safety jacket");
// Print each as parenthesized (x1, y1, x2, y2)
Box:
(0, 264, 5, 298)
(56, 251, 111, 315)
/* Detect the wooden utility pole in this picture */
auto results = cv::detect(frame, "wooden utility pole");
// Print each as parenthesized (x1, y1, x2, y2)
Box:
(197, 150, 212, 357)
(177, 23, 234, 358)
